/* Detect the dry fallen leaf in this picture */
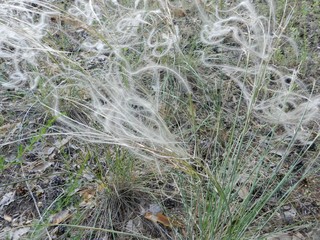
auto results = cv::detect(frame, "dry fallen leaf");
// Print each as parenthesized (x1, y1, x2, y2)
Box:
(238, 184, 249, 200)
(79, 187, 96, 207)
(144, 212, 184, 228)
(171, 8, 186, 18)
(3, 214, 12, 222)
(79, 188, 95, 200)
(145, 212, 170, 227)
(12, 227, 30, 240)
(50, 210, 71, 225)
(42, 146, 55, 156)
(29, 161, 53, 172)
(54, 136, 72, 149)
(236, 174, 254, 200)
(0, 123, 16, 133)
(266, 232, 304, 240)
(0, 191, 15, 211)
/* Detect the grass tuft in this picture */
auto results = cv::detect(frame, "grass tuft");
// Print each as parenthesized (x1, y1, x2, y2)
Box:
(0, 0, 319, 239)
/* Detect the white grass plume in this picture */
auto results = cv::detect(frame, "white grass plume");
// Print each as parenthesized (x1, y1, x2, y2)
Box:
(198, 0, 318, 144)
(0, 0, 191, 161)
(1, 0, 318, 160)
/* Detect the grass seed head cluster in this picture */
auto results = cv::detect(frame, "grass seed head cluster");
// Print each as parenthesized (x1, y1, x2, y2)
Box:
(0, 0, 319, 239)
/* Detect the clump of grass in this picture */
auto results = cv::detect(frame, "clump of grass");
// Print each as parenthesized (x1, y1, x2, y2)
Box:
(61, 148, 157, 239)
(198, 0, 319, 144)
(0, 0, 319, 239)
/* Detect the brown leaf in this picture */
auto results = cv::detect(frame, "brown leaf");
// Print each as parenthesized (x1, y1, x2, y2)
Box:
(266, 232, 304, 240)
(79, 188, 95, 201)
(144, 212, 184, 228)
(29, 161, 53, 172)
(0, 123, 15, 133)
(171, 8, 186, 18)
(79, 187, 96, 206)
(238, 185, 249, 200)
(50, 210, 71, 225)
